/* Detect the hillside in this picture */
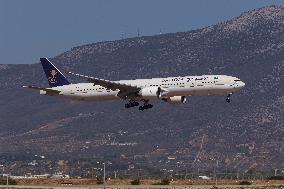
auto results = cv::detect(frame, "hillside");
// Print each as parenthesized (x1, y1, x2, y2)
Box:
(0, 5, 283, 177)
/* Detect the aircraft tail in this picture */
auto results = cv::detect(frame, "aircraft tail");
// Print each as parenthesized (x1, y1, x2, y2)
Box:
(40, 58, 70, 87)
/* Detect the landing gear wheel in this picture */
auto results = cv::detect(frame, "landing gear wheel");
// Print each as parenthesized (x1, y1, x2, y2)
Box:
(139, 104, 153, 110)
(138, 100, 153, 111)
(125, 101, 139, 108)
(226, 93, 233, 103)
(146, 104, 153, 109)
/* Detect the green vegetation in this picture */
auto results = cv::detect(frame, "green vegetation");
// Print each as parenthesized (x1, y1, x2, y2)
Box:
(239, 180, 252, 185)
(267, 175, 284, 180)
(0, 177, 17, 185)
(131, 179, 141, 185)
(159, 178, 171, 185)
(96, 177, 104, 184)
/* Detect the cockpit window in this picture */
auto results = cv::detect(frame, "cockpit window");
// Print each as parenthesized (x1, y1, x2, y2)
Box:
(234, 79, 241, 81)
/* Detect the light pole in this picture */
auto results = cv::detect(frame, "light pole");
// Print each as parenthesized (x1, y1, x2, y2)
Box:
(211, 159, 218, 186)
(274, 169, 278, 176)
(6, 173, 8, 189)
(0, 165, 8, 189)
(103, 163, 106, 184)
(96, 162, 106, 185)
(215, 160, 218, 186)
(114, 171, 117, 179)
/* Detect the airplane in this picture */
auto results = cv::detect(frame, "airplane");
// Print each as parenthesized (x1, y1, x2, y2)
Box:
(23, 58, 245, 111)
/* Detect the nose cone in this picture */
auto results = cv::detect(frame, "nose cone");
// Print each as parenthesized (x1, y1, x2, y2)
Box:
(233, 78, 245, 89)
(240, 81, 245, 88)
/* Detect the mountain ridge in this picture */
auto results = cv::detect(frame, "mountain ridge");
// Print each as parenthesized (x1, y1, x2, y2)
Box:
(0, 5, 283, 177)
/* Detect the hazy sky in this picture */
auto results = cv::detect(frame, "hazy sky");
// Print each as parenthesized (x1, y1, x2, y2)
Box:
(0, 0, 283, 64)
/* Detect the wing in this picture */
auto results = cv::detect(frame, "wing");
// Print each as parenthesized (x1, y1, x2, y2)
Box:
(68, 72, 141, 98)
(23, 86, 60, 96)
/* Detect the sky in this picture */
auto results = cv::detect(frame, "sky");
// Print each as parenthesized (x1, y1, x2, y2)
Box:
(0, 0, 283, 64)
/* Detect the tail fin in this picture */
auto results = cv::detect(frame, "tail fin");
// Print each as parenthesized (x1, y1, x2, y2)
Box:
(40, 58, 70, 87)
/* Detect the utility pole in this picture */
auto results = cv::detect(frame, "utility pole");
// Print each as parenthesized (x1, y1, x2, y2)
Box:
(237, 169, 239, 180)
(114, 171, 117, 179)
(103, 163, 106, 184)
(1, 165, 8, 189)
(225, 165, 228, 179)
(213, 160, 218, 186)
(274, 169, 278, 176)
(197, 167, 200, 177)
(6, 173, 8, 189)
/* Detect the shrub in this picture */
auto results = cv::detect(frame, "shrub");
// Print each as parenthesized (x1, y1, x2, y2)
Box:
(0, 177, 16, 185)
(96, 177, 104, 185)
(267, 176, 284, 180)
(239, 180, 252, 185)
(131, 179, 140, 185)
(160, 178, 170, 185)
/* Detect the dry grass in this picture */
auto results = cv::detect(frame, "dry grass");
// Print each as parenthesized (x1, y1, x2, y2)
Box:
(14, 178, 284, 186)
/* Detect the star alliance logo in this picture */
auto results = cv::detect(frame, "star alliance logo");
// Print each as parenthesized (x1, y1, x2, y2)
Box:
(48, 69, 57, 83)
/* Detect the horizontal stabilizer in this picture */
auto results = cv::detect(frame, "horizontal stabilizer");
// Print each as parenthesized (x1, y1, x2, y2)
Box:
(23, 86, 60, 95)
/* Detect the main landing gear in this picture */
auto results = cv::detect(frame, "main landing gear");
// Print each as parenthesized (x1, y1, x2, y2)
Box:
(139, 100, 153, 111)
(125, 101, 139, 108)
(226, 92, 233, 103)
(139, 104, 153, 111)
(125, 100, 153, 110)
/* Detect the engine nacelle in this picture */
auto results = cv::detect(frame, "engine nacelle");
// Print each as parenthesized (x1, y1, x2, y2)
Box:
(164, 96, 187, 104)
(139, 87, 160, 99)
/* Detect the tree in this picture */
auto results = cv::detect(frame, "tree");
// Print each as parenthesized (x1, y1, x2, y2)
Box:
(267, 176, 284, 180)
(131, 179, 140, 185)
(96, 177, 104, 185)
(0, 177, 16, 185)
(160, 178, 170, 185)
(239, 180, 252, 185)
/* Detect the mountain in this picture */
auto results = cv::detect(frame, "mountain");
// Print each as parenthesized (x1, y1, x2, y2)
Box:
(0, 5, 283, 177)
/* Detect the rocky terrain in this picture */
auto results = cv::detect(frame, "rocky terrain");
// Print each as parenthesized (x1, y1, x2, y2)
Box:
(0, 5, 283, 178)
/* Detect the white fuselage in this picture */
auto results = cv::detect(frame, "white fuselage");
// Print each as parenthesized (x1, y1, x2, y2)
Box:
(41, 75, 245, 101)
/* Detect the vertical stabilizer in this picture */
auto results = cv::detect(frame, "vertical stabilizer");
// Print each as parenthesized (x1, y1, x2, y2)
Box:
(40, 58, 70, 87)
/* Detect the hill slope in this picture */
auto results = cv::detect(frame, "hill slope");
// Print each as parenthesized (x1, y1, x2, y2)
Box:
(0, 5, 283, 177)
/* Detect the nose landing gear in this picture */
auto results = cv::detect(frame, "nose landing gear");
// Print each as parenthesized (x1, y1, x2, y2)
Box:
(226, 93, 233, 103)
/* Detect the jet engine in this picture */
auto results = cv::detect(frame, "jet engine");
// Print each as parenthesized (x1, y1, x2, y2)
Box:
(164, 96, 187, 104)
(139, 87, 161, 99)
(139, 87, 169, 99)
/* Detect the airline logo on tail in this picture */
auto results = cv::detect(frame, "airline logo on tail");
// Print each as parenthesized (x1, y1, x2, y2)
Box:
(48, 70, 58, 84)
(40, 58, 70, 87)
